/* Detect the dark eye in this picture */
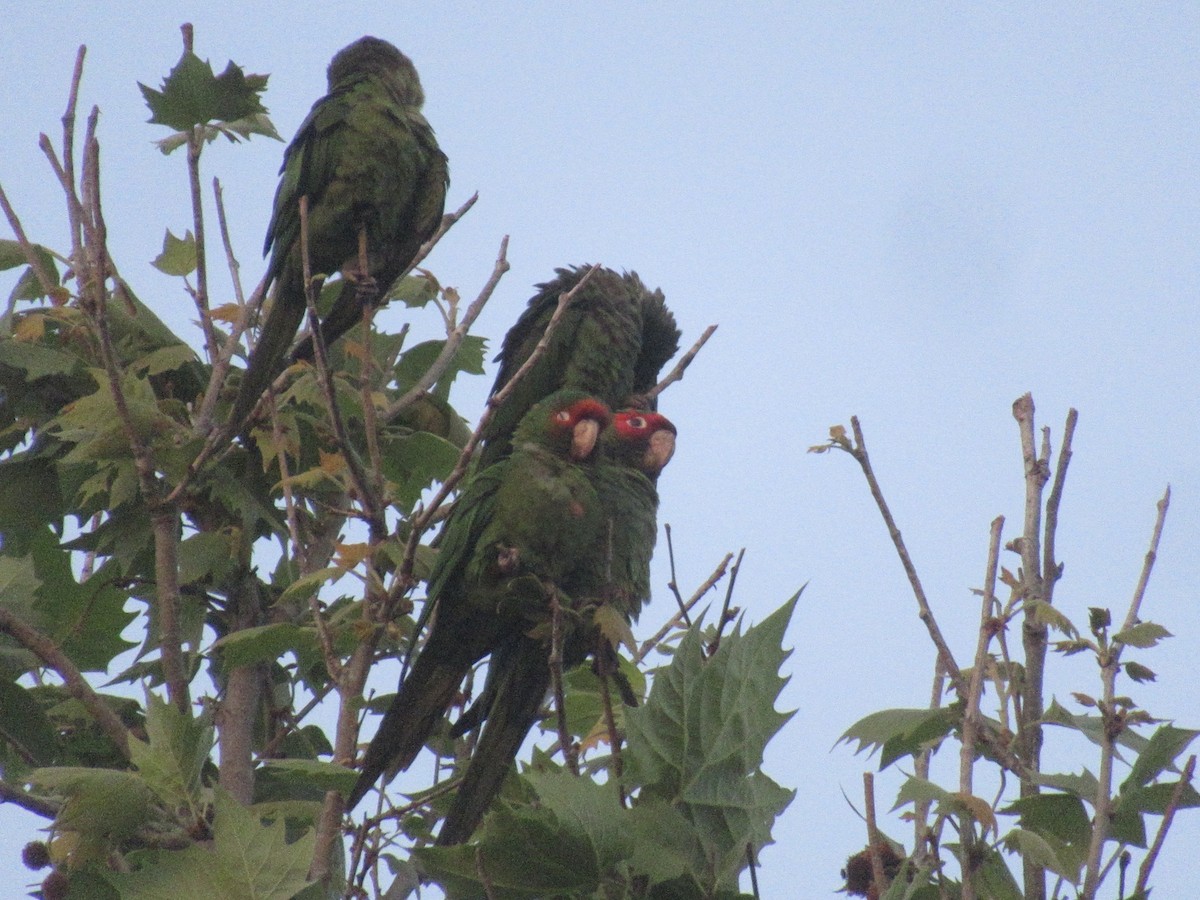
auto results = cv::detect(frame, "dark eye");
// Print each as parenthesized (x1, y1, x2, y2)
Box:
(626, 416, 647, 430)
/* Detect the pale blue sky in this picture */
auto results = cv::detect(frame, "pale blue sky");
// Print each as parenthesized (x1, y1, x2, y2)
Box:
(2, 4, 1198, 896)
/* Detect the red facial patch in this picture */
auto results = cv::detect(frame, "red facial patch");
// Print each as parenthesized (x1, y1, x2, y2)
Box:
(552, 397, 612, 431)
(612, 410, 676, 443)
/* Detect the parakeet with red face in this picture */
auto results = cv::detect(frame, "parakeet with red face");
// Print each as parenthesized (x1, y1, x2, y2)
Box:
(586, 409, 677, 621)
(346, 390, 610, 810)
(433, 408, 677, 846)
(230, 36, 448, 429)
(477, 266, 680, 469)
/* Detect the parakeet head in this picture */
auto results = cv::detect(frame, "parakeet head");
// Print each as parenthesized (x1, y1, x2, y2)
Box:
(327, 36, 424, 106)
(606, 410, 677, 476)
(514, 390, 612, 462)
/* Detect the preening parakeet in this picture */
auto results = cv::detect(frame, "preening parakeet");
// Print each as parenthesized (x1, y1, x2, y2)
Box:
(230, 36, 448, 429)
(346, 390, 611, 810)
(434, 408, 677, 845)
(477, 266, 680, 469)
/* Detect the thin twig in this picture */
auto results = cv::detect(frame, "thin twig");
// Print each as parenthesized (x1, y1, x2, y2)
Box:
(298, 198, 384, 540)
(662, 524, 691, 627)
(962, 516, 1005, 797)
(1081, 488, 1171, 897)
(407, 191, 478, 273)
(864, 773, 888, 896)
(706, 547, 745, 656)
(0, 780, 61, 819)
(644, 324, 718, 402)
(184, 43, 217, 362)
(1042, 409, 1077, 606)
(1135, 754, 1196, 894)
(383, 234, 511, 422)
(959, 516, 1005, 900)
(549, 589, 579, 775)
(1118, 486, 1170, 637)
(635, 552, 733, 663)
(0, 607, 132, 760)
(475, 846, 498, 900)
(845, 417, 964, 689)
(0, 186, 58, 300)
(595, 639, 626, 804)
(745, 844, 761, 899)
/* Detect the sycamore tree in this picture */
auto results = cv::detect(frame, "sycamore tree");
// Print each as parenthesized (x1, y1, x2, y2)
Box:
(0, 27, 792, 900)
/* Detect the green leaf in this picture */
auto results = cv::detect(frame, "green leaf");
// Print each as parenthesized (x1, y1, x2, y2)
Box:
(29, 767, 157, 844)
(1034, 769, 1099, 800)
(1026, 598, 1078, 638)
(1002, 828, 1083, 883)
(0, 337, 84, 381)
(417, 801, 603, 899)
(0, 240, 61, 303)
(393, 336, 487, 401)
(1002, 792, 1089, 844)
(1043, 698, 1150, 760)
(379, 430, 461, 510)
(1121, 724, 1199, 792)
(177, 531, 237, 585)
(128, 691, 213, 815)
(839, 706, 959, 770)
(140, 51, 269, 132)
(151, 229, 198, 276)
(256, 759, 357, 797)
(212, 623, 318, 672)
(1124, 661, 1157, 683)
(970, 845, 1025, 899)
(1113, 622, 1172, 649)
(0, 678, 58, 766)
(105, 788, 316, 899)
(623, 594, 798, 891)
(387, 271, 440, 308)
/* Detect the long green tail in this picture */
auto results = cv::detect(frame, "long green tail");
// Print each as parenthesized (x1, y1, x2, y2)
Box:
(436, 635, 550, 845)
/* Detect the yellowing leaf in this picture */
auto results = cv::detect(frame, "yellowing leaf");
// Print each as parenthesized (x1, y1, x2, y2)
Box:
(14, 314, 46, 341)
(593, 603, 636, 655)
(209, 302, 243, 324)
(319, 450, 347, 475)
(335, 542, 370, 570)
(953, 791, 998, 836)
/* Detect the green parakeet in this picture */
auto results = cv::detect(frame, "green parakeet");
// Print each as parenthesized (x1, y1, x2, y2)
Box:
(586, 408, 677, 621)
(434, 408, 677, 846)
(477, 266, 681, 469)
(230, 36, 448, 429)
(346, 390, 611, 810)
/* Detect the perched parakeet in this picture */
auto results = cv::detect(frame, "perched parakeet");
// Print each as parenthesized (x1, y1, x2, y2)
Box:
(230, 36, 448, 429)
(585, 409, 677, 622)
(477, 266, 681, 469)
(346, 390, 611, 810)
(434, 408, 677, 845)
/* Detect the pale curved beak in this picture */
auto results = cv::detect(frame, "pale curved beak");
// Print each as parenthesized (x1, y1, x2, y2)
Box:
(645, 429, 676, 474)
(571, 418, 602, 460)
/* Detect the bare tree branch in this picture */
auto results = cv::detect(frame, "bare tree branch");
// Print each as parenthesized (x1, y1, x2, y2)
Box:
(644, 324, 717, 403)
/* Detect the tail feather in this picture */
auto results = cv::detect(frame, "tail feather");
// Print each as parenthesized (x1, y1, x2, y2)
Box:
(436, 637, 550, 845)
(228, 281, 305, 432)
(346, 652, 468, 809)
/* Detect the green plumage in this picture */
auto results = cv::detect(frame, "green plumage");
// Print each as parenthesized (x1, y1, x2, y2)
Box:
(477, 266, 681, 469)
(347, 390, 609, 811)
(230, 36, 448, 429)
(435, 409, 677, 845)
(584, 410, 676, 622)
